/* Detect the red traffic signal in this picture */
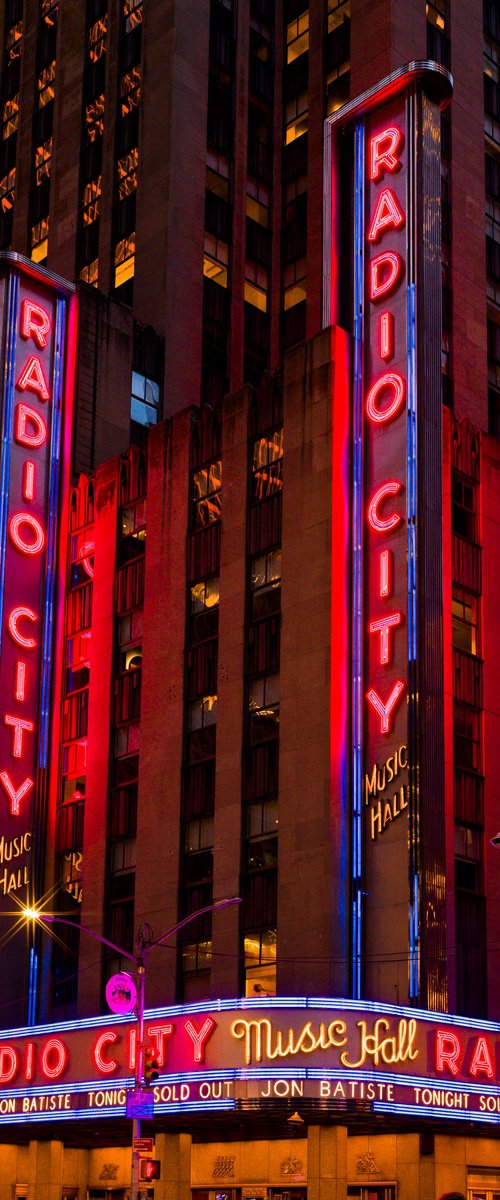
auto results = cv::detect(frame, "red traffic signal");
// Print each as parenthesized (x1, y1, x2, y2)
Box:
(143, 1046, 159, 1084)
(140, 1158, 161, 1180)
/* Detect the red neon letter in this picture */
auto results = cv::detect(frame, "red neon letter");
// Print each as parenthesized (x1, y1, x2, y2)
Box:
(469, 1036, 494, 1079)
(40, 1038, 68, 1080)
(366, 680, 405, 733)
(15, 403, 47, 448)
(379, 550, 391, 597)
(184, 1017, 217, 1064)
(369, 126, 403, 181)
(4, 714, 34, 758)
(0, 772, 34, 816)
(146, 1024, 175, 1066)
(14, 661, 26, 702)
(0, 1046, 18, 1084)
(369, 612, 402, 664)
(435, 1029, 461, 1076)
(367, 189, 405, 243)
(21, 299, 51, 349)
(8, 606, 39, 649)
(23, 461, 36, 501)
(93, 1031, 119, 1075)
(370, 251, 403, 301)
(379, 312, 393, 361)
(366, 372, 405, 424)
(9, 513, 45, 555)
(16, 355, 50, 401)
(367, 481, 403, 533)
(25, 1042, 34, 1081)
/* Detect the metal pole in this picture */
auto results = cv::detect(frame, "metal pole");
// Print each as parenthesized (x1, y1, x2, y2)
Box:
(131, 959, 145, 1200)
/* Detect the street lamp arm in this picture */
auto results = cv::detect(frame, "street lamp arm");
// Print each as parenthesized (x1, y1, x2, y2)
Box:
(146, 896, 241, 954)
(38, 913, 137, 964)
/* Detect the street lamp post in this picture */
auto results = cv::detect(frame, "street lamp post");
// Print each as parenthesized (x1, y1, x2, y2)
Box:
(29, 896, 241, 1200)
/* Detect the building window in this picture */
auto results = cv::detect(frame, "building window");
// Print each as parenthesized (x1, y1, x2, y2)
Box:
(189, 694, 218, 731)
(451, 473, 477, 542)
(251, 548, 281, 619)
(2, 95, 19, 140)
(130, 369, 160, 427)
(0, 167, 15, 212)
(6, 20, 23, 63)
(249, 673, 280, 743)
(42, 0, 59, 27)
(85, 95, 105, 142)
(455, 823, 482, 892)
(117, 147, 138, 198)
(206, 148, 230, 200)
(118, 609, 144, 673)
(452, 586, 477, 655)
(181, 939, 212, 975)
(31, 216, 49, 263)
(80, 258, 99, 287)
(35, 138, 52, 185)
(38, 61, 56, 108)
(426, 0, 446, 30)
(82, 175, 101, 224)
(252, 428, 283, 500)
(65, 632, 91, 695)
(115, 233, 135, 288)
(245, 259, 268, 312)
(285, 91, 308, 144)
(283, 256, 306, 308)
(121, 67, 141, 116)
(327, 0, 350, 32)
(124, 0, 143, 33)
(244, 927, 276, 996)
(203, 233, 229, 287)
(120, 499, 146, 561)
(286, 11, 309, 63)
(190, 576, 220, 641)
(326, 63, 350, 114)
(88, 16, 107, 62)
(247, 797, 278, 838)
(454, 702, 480, 772)
(69, 531, 95, 589)
(246, 177, 269, 227)
(192, 459, 222, 527)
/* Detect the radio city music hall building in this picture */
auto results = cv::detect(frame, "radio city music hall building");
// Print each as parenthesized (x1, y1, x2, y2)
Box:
(0, 1, 500, 1200)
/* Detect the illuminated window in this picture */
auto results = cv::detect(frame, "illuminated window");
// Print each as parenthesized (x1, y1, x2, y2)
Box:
(327, 0, 350, 32)
(453, 702, 480, 771)
(130, 369, 160, 427)
(252, 428, 283, 500)
(189, 694, 218, 731)
(121, 67, 141, 116)
(244, 928, 276, 996)
(2, 95, 19, 140)
(246, 178, 269, 226)
(114, 233, 135, 288)
(38, 61, 56, 108)
(286, 10, 309, 63)
(88, 16, 107, 62)
(247, 798, 278, 839)
(326, 62, 350, 114)
(203, 233, 228, 287)
(245, 259, 268, 312)
(80, 258, 99, 287)
(120, 499, 146, 561)
(190, 576, 220, 640)
(118, 610, 144, 673)
(117, 147, 138, 199)
(85, 95, 105, 142)
(426, 0, 446, 31)
(35, 138, 52, 185)
(124, 0, 143, 34)
(70, 532, 94, 589)
(181, 939, 212, 974)
(42, 0, 59, 27)
(65, 632, 91, 695)
(192, 459, 222, 527)
(285, 91, 308, 144)
(0, 167, 15, 212)
(206, 148, 230, 199)
(451, 474, 477, 542)
(283, 257, 306, 309)
(82, 175, 101, 225)
(452, 587, 477, 655)
(62, 691, 89, 742)
(31, 216, 49, 263)
(249, 673, 280, 742)
(185, 815, 214, 853)
(251, 549, 281, 619)
(6, 20, 23, 64)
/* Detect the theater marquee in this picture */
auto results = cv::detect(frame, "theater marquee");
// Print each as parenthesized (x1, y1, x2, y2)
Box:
(1, 999, 500, 1126)
(324, 63, 453, 1007)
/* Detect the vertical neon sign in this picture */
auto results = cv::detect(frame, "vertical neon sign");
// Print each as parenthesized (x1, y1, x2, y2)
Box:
(0, 255, 76, 1024)
(324, 64, 452, 1007)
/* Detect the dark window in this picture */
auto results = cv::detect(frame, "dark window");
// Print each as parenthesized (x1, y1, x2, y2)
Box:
(452, 474, 477, 542)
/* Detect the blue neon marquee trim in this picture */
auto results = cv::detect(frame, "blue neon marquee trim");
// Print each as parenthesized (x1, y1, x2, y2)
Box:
(351, 118, 365, 1001)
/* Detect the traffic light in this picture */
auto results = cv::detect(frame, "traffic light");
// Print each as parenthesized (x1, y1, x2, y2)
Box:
(140, 1159, 161, 1180)
(143, 1046, 159, 1084)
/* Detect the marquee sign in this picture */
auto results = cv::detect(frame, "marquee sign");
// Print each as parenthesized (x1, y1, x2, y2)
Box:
(2, 998, 500, 1126)
(324, 64, 452, 1006)
(0, 255, 76, 1020)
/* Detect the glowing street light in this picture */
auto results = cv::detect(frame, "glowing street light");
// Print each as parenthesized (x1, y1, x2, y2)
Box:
(26, 895, 241, 1200)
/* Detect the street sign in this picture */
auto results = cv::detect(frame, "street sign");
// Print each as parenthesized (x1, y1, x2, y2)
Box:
(126, 1089, 154, 1120)
(134, 1137, 154, 1153)
(105, 971, 138, 1015)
